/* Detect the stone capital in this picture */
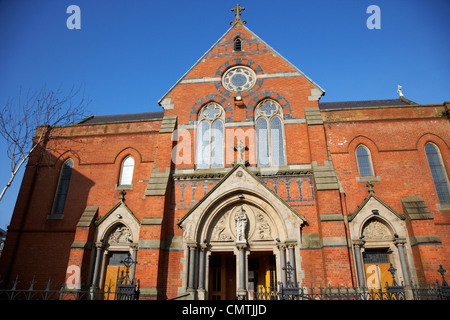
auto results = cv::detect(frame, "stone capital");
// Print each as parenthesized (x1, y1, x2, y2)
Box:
(394, 238, 407, 247)
(186, 241, 198, 250)
(95, 242, 105, 250)
(236, 243, 248, 250)
(285, 240, 297, 248)
(352, 239, 366, 248)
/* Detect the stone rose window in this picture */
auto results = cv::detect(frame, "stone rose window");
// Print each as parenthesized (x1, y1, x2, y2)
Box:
(222, 66, 256, 93)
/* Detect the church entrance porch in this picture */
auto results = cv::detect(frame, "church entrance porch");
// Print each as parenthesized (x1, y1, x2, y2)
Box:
(248, 251, 277, 300)
(209, 252, 236, 300)
(178, 165, 306, 300)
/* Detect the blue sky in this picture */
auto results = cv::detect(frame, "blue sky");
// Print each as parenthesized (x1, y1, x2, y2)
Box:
(0, 0, 449, 229)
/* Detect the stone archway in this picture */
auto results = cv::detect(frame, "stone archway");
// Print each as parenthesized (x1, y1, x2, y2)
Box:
(89, 201, 140, 293)
(178, 165, 306, 299)
(349, 192, 414, 288)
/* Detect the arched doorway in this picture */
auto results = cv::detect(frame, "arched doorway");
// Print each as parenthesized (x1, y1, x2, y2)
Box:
(360, 217, 396, 290)
(203, 201, 280, 300)
(349, 193, 414, 288)
(89, 201, 140, 298)
(178, 166, 306, 300)
(99, 223, 134, 299)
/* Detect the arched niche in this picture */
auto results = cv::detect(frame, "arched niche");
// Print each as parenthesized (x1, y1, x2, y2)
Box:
(197, 193, 284, 251)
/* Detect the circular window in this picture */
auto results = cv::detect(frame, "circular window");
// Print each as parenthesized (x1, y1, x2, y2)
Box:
(222, 66, 256, 93)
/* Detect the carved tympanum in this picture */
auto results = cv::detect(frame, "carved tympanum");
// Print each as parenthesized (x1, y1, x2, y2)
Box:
(362, 219, 391, 240)
(108, 225, 132, 244)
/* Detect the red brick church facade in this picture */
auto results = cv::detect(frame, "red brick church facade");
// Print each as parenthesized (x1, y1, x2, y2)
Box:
(1, 7, 449, 300)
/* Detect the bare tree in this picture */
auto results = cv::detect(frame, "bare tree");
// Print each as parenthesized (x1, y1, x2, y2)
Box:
(0, 86, 90, 201)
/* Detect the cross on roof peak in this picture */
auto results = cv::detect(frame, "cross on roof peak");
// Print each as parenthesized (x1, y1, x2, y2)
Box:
(230, 4, 246, 26)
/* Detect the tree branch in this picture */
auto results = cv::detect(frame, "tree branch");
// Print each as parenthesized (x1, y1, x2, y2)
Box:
(0, 85, 91, 201)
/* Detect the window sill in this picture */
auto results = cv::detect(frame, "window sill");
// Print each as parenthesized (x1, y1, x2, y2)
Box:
(115, 184, 133, 191)
(356, 176, 381, 182)
(436, 203, 450, 211)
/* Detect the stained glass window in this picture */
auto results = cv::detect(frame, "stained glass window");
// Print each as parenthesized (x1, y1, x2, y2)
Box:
(51, 159, 73, 215)
(356, 145, 374, 177)
(196, 103, 224, 169)
(211, 120, 224, 168)
(255, 99, 286, 166)
(425, 143, 450, 204)
(256, 117, 269, 166)
(270, 117, 285, 166)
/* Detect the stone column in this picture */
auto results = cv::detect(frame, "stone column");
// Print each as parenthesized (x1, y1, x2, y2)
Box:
(91, 242, 103, 290)
(198, 243, 208, 297)
(87, 243, 96, 287)
(187, 242, 198, 292)
(353, 239, 366, 288)
(130, 243, 138, 281)
(287, 241, 297, 285)
(394, 239, 410, 285)
(237, 243, 248, 299)
(277, 243, 287, 287)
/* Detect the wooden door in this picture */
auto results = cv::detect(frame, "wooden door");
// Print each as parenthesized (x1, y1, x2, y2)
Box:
(103, 252, 128, 300)
(225, 255, 236, 300)
(209, 253, 236, 300)
(103, 265, 126, 300)
(363, 250, 392, 291)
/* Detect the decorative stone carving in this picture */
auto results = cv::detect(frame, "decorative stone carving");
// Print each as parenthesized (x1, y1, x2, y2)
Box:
(108, 225, 132, 244)
(235, 206, 248, 243)
(211, 212, 233, 241)
(362, 219, 391, 240)
(183, 221, 193, 241)
(255, 213, 272, 240)
(205, 203, 277, 244)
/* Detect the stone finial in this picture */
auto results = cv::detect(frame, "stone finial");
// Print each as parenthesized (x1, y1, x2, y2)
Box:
(230, 4, 246, 26)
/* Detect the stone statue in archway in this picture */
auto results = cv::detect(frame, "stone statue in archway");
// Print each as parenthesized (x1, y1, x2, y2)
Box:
(235, 206, 248, 243)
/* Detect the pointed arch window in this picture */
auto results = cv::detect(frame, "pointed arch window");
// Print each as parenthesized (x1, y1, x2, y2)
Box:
(51, 159, 73, 215)
(356, 145, 374, 177)
(196, 103, 225, 169)
(255, 99, 286, 166)
(119, 156, 135, 186)
(425, 143, 450, 204)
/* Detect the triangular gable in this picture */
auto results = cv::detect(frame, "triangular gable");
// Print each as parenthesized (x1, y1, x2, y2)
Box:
(176, 164, 306, 226)
(94, 200, 142, 244)
(348, 192, 405, 222)
(158, 24, 325, 106)
(95, 200, 140, 227)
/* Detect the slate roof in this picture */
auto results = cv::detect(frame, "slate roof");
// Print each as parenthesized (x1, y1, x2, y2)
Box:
(319, 98, 417, 110)
(77, 111, 164, 125)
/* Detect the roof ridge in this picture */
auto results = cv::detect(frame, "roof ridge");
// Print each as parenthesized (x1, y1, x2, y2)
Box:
(77, 110, 164, 125)
(91, 110, 164, 117)
(320, 98, 405, 104)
